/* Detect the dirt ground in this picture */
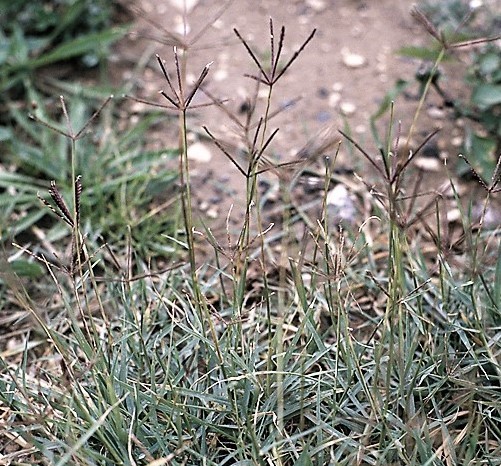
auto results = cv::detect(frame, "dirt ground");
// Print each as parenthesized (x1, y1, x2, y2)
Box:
(114, 0, 498, 240)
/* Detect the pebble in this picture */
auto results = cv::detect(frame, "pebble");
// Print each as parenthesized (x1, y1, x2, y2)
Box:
(341, 48, 367, 68)
(305, 0, 327, 12)
(332, 82, 343, 92)
(427, 107, 446, 119)
(340, 102, 356, 116)
(187, 142, 212, 163)
(447, 208, 462, 223)
(169, 0, 199, 12)
(213, 69, 228, 82)
(414, 157, 442, 171)
(206, 207, 219, 219)
(328, 92, 341, 107)
(326, 184, 357, 224)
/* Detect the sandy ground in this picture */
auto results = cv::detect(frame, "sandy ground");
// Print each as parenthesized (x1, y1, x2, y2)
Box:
(114, 0, 498, 240)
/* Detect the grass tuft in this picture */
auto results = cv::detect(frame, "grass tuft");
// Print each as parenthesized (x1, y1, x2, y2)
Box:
(1, 6, 500, 466)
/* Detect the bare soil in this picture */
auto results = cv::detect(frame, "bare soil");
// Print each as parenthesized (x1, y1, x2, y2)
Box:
(113, 0, 499, 242)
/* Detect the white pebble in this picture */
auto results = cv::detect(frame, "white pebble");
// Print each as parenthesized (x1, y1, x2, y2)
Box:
(342, 48, 367, 68)
(170, 0, 199, 12)
(306, 0, 327, 11)
(340, 102, 356, 116)
(187, 142, 212, 163)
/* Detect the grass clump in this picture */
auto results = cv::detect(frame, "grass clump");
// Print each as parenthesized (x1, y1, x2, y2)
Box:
(1, 5, 501, 466)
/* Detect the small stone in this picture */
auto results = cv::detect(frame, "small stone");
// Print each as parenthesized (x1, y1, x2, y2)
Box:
(170, 0, 199, 12)
(452, 136, 463, 147)
(206, 207, 219, 219)
(328, 92, 341, 107)
(6, 338, 18, 351)
(340, 102, 356, 116)
(427, 107, 446, 119)
(213, 69, 228, 82)
(447, 208, 462, 223)
(341, 48, 367, 68)
(332, 82, 343, 92)
(305, 0, 327, 12)
(187, 142, 212, 163)
(326, 184, 357, 224)
(414, 157, 442, 171)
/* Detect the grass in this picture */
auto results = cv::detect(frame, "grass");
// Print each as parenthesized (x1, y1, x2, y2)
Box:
(1, 4, 501, 465)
